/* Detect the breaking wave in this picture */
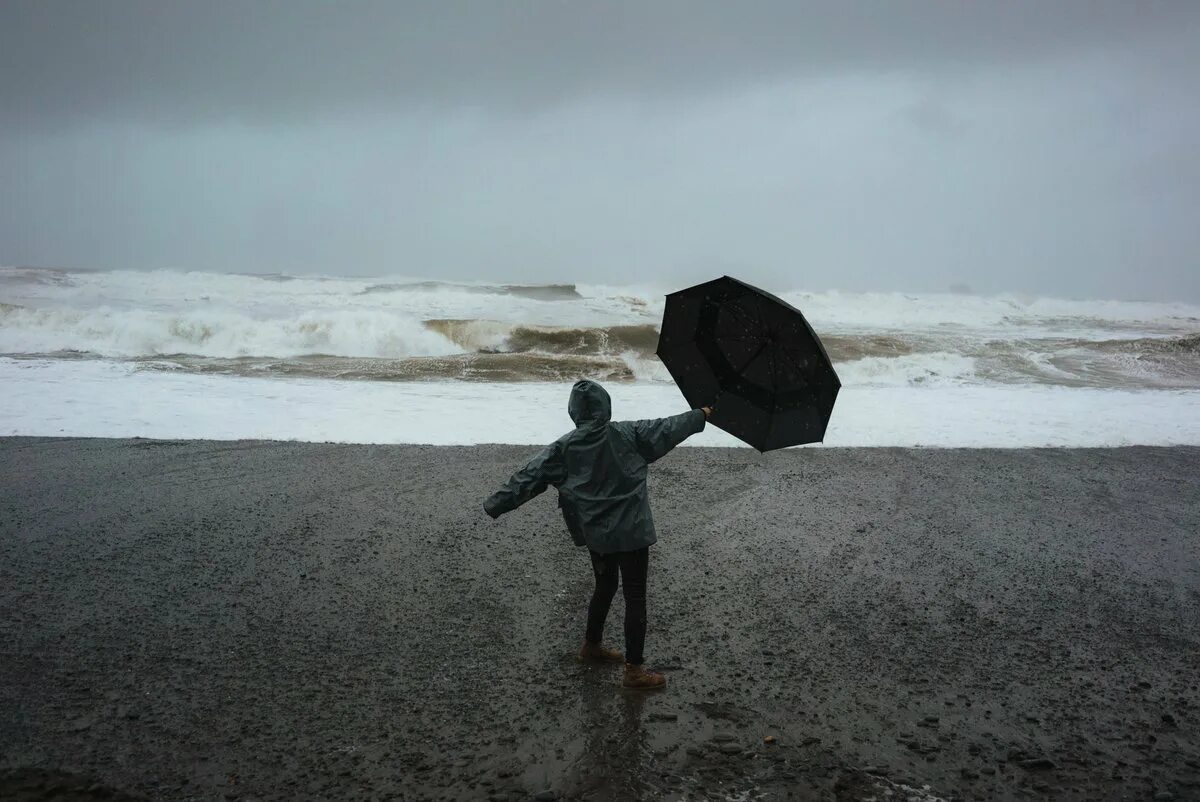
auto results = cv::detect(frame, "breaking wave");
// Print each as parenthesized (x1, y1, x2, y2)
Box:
(0, 267, 79, 286)
(358, 281, 582, 301)
(132, 353, 637, 383)
(2, 267, 1199, 389)
(0, 304, 460, 360)
(1096, 333, 1200, 355)
(424, 319, 661, 356)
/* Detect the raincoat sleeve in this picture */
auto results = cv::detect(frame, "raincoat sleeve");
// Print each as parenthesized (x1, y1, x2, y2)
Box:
(629, 409, 706, 464)
(483, 442, 567, 519)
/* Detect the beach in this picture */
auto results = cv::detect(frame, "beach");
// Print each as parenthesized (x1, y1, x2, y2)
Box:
(2, 438, 1198, 801)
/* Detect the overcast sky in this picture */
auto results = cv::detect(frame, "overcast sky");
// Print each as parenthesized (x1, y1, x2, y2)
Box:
(2, 1, 1198, 300)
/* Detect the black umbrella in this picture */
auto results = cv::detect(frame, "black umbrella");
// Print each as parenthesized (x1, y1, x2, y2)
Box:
(655, 276, 840, 451)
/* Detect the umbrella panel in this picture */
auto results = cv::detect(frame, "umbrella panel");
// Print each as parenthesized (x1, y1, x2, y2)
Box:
(706, 385, 774, 451)
(655, 341, 722, 412)
(763, 385, 839, 450)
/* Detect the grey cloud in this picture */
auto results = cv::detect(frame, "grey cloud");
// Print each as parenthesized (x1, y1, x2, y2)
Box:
(2, 1, 1197, 129)
(1, 1, 1198, 302)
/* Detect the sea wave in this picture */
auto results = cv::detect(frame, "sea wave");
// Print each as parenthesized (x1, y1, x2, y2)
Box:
(0, 267, 78, 287)
(837, 352, 978, 387)
(423, 318, 661, 356)
(1095, 333, 1200, 354)
(4, 300, 1200, 387)
(359, 281, 582, 300)
(131, 353, 637, 383)
(3, 267, 1200, 389)
(0, 304, 460, 360)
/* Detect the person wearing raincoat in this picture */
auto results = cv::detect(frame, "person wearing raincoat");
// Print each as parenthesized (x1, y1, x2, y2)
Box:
(484, 379, 711, 690)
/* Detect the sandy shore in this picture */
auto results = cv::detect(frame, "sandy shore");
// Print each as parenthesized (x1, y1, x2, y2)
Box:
(1, 438, 1198, 801)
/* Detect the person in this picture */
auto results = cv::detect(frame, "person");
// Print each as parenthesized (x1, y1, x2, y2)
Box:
(483, 379, 711, 690)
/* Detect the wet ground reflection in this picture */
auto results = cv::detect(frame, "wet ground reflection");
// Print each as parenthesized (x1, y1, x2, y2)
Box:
(562, 665, 660, 800)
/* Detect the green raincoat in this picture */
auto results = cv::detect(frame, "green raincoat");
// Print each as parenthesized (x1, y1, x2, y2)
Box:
(483, 380, 706, 554)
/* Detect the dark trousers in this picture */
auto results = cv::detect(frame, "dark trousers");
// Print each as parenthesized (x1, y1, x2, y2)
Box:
(585, 546, 649, 665)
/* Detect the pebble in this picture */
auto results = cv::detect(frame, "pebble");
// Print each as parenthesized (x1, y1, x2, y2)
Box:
(532, 791, 556, 802)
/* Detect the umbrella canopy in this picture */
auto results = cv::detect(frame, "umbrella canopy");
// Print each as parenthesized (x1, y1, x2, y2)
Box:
(655, 276, 840, 451)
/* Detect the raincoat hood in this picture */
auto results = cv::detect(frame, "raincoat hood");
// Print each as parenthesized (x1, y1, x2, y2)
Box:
(568, 380, 612, 425)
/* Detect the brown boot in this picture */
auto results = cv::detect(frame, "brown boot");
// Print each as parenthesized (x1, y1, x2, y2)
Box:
(578, 641, 624, 663)
(622, 663, 667, 689)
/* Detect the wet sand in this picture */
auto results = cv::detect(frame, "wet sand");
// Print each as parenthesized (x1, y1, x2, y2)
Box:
(1, 438, 1198, 801)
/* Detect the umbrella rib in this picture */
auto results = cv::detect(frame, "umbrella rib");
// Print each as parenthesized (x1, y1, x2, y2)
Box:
(774, 346, 813, 394)
(723, 299, 761, 332)
(753, 297, 769, 333)
(777, 345, 817, 372)
(756, 292, 779, 451)
(766, 347, 781, 449)
(714, 334, 764, 343)
(725, 294, 771, 375)
(733, 339, 770, 376)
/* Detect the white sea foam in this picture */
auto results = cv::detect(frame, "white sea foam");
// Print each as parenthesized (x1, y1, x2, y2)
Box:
(4, 357, 1199, 448)
(3, 268, 1199, 446)
(577, 282, 1200, 337)
(835, 352, 978, 387)
(5, 269, 1196, 337)
(0, 304, 460, 359)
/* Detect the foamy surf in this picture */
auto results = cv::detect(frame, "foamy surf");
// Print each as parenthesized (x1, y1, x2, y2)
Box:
(4, 357, 1199, 447)
(2, 267, 1199, 446)
(2, 268, 1199, 389)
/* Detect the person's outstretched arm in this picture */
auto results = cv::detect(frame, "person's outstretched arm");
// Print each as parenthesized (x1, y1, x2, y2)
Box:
(628, 406, 712, 464)
(483, 442, 566, 519)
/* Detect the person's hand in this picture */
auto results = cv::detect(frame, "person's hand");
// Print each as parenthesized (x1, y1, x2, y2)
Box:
(701, 406, 713, 419)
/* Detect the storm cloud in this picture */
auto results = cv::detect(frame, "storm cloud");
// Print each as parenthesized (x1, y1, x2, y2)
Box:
(2, 1, 1198, 300)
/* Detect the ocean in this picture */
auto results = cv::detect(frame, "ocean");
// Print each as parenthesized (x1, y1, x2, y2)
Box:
(2, 266, 1198, 447)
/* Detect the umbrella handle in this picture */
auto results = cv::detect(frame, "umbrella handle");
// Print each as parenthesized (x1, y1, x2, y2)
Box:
(704, 389, 724, 416)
